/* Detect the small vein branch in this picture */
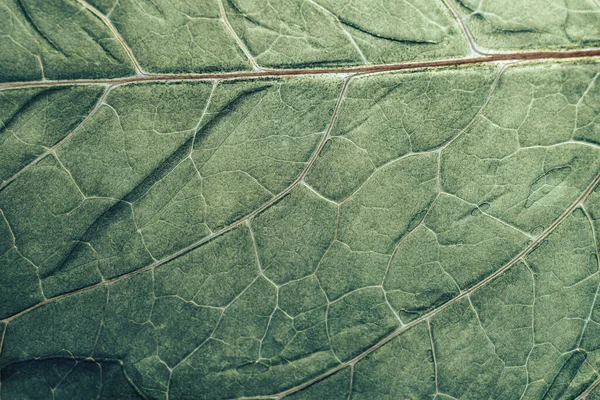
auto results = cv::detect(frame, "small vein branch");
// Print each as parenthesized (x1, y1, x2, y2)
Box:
(217, 0, 260, 71)
(76, 0, 145, 75)
(439, 0, 484, 56)
(0, 85, 112, 192)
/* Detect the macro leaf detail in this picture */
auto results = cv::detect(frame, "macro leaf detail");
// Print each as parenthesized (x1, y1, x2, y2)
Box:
(1, 0, 600, 399)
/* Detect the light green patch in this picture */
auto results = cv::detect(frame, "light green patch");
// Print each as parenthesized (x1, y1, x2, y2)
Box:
(452, 0, 600, 52)
(384, 226, 461, 322)
(279, 275, 328, 317)
(337, 152, 439, 253)
(469, 261, 534, 367)
(87, 0, 252, 74)
(328, 287, 400, 361)
(304, 136, 376, 202)
(351, 323, 435, 399)
(423, 193, 530, 289)
(317, 240, 390, 301)
(253, 185, 337, 284)
(430, 298, 509, 398)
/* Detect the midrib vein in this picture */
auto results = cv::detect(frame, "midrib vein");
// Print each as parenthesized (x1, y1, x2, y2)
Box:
(1, 48, 600, 90)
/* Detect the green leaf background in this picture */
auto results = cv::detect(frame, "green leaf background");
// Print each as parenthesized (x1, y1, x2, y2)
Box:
(1, 0, 600, 399)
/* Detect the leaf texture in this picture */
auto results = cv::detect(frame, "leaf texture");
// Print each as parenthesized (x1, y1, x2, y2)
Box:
(1, 0, 600, 399)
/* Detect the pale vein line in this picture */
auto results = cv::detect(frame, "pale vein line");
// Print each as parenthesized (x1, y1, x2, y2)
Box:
(347, 364, 354, 399)
(437, 62, 506, 152)
(439, 0, 484, 56)
(0, 208, 16, 247)
(217, 0, 260, 71)
(519, 258, 535, 400)
(307, 0, 368, 64)
(579, 374, 600, 399)
(76, 0, 145, 75)
(427, 319, 439, 395)
(301, 181, 339, 206)
(191, 81, 219, 151)
(0, 85, 112, 192)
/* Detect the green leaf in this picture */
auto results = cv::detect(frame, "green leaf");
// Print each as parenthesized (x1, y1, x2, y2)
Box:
(1, 0, 600, 399)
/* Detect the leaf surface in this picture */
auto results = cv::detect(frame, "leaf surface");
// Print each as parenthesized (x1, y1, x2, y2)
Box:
(1, 0, 600, 399)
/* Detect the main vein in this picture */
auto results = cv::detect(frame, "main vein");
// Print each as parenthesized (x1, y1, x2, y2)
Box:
(1, 49, 600, 91)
